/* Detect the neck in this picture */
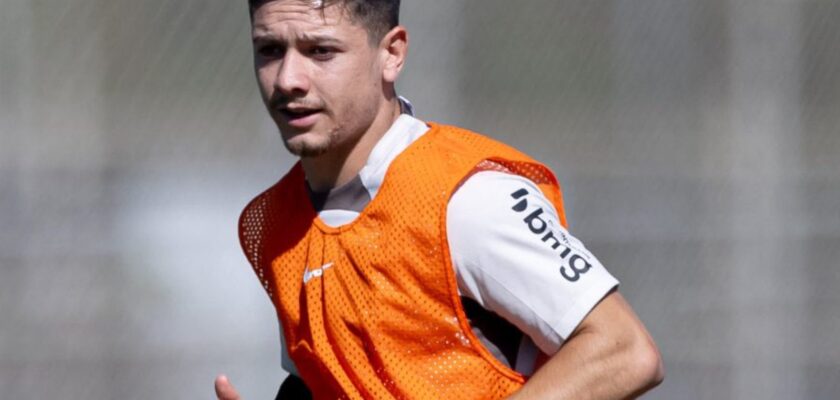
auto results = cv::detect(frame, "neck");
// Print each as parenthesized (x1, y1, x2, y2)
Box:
(301, 97, 402, 192)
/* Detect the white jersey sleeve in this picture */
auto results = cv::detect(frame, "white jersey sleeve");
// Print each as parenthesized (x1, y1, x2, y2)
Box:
(447, 171, 619, 355)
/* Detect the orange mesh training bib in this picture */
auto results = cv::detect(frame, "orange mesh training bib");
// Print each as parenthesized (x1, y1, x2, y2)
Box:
(239, 123, 567, 399)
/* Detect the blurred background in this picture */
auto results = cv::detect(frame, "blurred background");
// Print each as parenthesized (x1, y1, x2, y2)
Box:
(1, 0, 838, 398)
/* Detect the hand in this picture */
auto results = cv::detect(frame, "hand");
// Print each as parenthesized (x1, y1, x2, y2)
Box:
(215, 375, 241, 400)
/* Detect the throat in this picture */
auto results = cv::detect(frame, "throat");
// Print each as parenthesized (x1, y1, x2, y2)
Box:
(302, 98, 403, 191)
(305, 175, 371, 213)
(301, 147, 366, 192)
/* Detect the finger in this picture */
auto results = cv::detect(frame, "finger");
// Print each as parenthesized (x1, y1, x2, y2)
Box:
(215, 375, 241, 400)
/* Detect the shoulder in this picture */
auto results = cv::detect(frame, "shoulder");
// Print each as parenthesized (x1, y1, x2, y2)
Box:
(238, 164, 305, 263)
(447, 170, 560, 233)
(446, 170, 620, 352)
(445, 171, 564, 287)
(240, 163, 303, 218)
(428, 123, 533, 160)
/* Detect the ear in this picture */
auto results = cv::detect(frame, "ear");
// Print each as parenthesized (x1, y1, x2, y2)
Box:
(380, 26, 408, 84)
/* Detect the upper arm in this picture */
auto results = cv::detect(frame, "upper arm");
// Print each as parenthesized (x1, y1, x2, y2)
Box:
(447, 171, 619, 354)
(573, 291, 651, 343)
(568, 290, 664, 387)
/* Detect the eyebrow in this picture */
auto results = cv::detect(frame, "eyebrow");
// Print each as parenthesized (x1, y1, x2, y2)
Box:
(252, 32, 343, 46)
(298, 32, 342, 43)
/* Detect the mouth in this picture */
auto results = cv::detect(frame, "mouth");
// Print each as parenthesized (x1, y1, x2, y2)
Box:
(278, 107, 323, 128)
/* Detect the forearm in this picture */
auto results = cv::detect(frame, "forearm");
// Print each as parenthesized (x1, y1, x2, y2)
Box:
(508, 293, 664, 400)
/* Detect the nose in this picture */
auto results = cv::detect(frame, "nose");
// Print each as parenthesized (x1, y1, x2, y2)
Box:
(275, 50, 310, 96)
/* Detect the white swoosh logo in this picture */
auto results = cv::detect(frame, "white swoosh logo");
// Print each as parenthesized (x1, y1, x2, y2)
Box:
(303, 262, 334, 284)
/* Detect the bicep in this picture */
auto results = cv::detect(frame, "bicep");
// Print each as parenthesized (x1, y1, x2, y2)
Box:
(570, 290, 658, 358)
(447, 171, 619, 354)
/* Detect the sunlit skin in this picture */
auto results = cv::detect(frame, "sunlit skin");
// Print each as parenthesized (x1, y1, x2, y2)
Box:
(215, 2, 664, 399)
(251, 0, 407, 191)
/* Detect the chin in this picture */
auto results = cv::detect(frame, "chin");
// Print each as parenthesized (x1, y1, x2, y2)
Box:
(296, 147, 331, 158)
(284, 136, 332, 158)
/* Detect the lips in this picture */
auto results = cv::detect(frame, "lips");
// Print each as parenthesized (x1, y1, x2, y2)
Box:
(278, 107, 323, 128)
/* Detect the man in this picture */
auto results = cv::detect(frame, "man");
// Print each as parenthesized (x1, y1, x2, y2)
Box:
(217, 0, 664, 398)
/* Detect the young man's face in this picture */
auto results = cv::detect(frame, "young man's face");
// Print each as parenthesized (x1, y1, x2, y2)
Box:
(251, 0, 387, 158)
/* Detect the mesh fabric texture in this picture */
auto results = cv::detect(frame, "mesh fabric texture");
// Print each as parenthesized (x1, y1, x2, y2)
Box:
(239, 123, 567, 399)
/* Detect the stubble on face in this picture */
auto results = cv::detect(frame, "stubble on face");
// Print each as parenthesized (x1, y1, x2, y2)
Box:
(252, 0, 382, 160)
(283, 123, 338, 157)
(265, 89, 334, 157)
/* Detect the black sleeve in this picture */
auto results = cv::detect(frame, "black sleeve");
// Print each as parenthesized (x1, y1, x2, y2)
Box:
(275, 374, 312, 400)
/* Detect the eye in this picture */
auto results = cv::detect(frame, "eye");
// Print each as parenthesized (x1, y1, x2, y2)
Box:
(257, 44, 284, 59)
(309, 46, 336, 60)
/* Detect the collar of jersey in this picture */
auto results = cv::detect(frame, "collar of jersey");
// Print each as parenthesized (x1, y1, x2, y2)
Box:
(308, 121, 441, 235)
(358, 100, 430, 201)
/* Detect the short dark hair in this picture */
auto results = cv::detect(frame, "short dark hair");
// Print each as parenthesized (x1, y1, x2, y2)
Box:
(248, 0, 400, 42)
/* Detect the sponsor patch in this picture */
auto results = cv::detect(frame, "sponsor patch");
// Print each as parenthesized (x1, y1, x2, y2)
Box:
(511, 188, 593, 282)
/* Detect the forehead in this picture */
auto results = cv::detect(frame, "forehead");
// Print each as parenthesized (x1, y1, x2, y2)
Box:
(251, 0, 358, 39)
